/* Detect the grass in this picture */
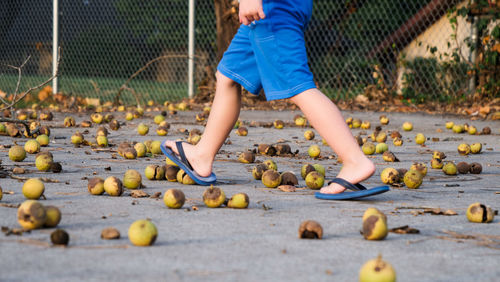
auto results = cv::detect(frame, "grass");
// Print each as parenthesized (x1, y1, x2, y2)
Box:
(0, 74, 189, 105)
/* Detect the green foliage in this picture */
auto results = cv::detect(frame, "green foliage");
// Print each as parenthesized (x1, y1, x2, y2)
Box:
(492, 25, 500, 40)
(400, 0, 500, 102)
(401, 57, 469, 103)
(310, 0, 432, 93)
(446, 1, 500, 98)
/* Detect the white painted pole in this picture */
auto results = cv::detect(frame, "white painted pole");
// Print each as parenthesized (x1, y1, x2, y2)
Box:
(469, 0, 477, 93)
(188, 0, 195, 98)
(52, 0, 59, 94)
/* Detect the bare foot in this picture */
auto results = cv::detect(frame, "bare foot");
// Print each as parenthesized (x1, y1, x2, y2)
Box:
(164, 140, 213, 177)
(319, 157, 375, 194)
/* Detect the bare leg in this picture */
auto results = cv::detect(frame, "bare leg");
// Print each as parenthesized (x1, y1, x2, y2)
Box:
(164, 72, 241, 177)
(289, 88, 375, 194)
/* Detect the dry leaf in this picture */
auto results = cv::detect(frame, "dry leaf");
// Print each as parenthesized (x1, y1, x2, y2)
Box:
(12, 167, 26, 174)
(423, 208, 458, 216)
(389, 225, 420, 234)
(1, 226, 29, 236)
(492, 43, 500, 53)
(479, 105, 490, 115)
(150, 192, 162, 199)
(443, 209, 458, 216)
(130, 190, 149, 198)
(278, 185, 296, 192)
(101, 227, 120, 240)
(84, 98, 101, 107)
(354, 94, 369, 106)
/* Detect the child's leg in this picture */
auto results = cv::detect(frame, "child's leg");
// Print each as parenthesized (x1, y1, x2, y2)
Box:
(289, 88, 375, 194)
(163, 72, 241, 177)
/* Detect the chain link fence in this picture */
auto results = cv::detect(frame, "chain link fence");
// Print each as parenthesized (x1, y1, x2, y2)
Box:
(0, 0, 486, 106)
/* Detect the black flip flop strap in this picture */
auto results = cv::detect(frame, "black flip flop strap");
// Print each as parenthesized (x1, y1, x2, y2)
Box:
(175, 141, 193, 171)
(327, 178, 367, 191)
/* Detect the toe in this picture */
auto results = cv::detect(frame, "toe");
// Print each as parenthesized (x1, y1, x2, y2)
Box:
(319, 183, 346, 194)
(164, 140, 178, 154)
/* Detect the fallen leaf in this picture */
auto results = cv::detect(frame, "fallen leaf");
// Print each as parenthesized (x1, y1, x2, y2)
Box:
(130, 190, 149, 198)
(84, 97, 101, 107)
(150, 192, 162, 199)
(443, 210, 458, 216)
(12, 167, 26, 174)
(262, 204, 272, 211)
(354, 94, 369, 106)
(278, 185, 296, 192)
(1, 226, 29, 236)
(389, 225, 420, 234)
(101, 227, 120, 240)
(479, 105, 490, 115)
(423, 208, 458, 216)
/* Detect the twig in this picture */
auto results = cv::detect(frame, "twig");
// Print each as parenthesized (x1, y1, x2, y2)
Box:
(9, 56, 32, 109)
(441, 230, 475, 240)
(9, 175, 60, 183)
(72, 244, 130, 250)
(0, 203, 20, 208)
(89, 79, 100, 94)
(0, 238, 51, 247)
(122, 86, 141, 107)
(436, 230, 500, 250)
(114, 54, 197, 106)
(0, 47, 62, 112)
(394, 206, 437, 210)
(449, 15, 474, 68)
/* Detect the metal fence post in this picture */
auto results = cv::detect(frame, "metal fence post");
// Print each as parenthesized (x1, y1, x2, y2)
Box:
(188, 0, 195, 99)
(52, 0, 59, 94)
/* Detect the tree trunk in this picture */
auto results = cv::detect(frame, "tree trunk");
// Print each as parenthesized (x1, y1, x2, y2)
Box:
(214, 0, 240, 61)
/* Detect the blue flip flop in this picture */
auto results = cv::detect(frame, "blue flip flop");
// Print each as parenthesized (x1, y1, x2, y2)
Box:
(160, 140, 216, 186)
(315, 178, 389, 200)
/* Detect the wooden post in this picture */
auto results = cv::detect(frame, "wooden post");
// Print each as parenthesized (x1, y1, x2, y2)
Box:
(214, 0, 239, 61)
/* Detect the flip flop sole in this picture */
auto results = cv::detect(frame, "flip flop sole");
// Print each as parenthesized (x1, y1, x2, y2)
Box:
(314, 186, 390, 200)
(160, 141, 216, 186)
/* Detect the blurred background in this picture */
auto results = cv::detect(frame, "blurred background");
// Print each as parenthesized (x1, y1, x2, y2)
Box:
(0, 0, 498, 105)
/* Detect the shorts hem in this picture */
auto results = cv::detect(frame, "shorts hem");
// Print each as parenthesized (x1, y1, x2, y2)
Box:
(217, 64, 261, 95)
(265, 81, 317, 101)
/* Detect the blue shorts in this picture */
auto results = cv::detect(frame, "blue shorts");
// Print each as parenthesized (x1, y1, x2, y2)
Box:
(217, 0, 316, 101)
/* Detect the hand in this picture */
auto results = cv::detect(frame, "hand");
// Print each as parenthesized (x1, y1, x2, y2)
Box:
(239, 0, 266, 25)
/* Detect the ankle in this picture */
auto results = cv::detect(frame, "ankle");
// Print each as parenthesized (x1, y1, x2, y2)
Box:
(193, 144, 215, 163)
(342, 156, 375, 170)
